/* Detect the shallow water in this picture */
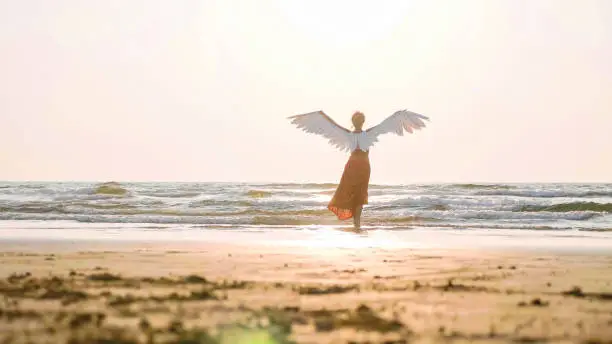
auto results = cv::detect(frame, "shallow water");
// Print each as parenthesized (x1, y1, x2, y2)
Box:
(0, 182, 611, 232)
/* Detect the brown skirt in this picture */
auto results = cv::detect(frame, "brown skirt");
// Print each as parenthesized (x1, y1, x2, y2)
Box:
(327, 150, 371, 220)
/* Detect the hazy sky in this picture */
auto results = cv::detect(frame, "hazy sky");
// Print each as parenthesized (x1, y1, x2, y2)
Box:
(1, 0, 611, 183)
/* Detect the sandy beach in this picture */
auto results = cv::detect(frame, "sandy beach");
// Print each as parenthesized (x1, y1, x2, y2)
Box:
(1, 230, 611, 344)
(3, 0, 612, 341)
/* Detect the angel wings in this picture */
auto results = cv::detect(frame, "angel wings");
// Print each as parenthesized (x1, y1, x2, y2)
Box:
(288, 110, 429, 152)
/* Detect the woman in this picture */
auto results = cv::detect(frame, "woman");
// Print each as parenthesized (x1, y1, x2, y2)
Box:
(289, 109, 429, 230)
(327, 111, 370, 229)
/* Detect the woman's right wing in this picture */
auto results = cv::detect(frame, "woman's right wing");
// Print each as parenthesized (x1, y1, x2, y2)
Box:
(288, 111, 354, 152)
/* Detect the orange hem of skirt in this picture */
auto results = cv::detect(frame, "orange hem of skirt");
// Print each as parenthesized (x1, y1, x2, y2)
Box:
(328, 205, 353, 220)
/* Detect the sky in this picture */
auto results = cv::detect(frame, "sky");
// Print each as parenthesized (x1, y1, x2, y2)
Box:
(1, 0, 611, 184)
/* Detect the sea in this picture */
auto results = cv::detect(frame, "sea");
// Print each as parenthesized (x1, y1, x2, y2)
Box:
(0, 181, 611, 232)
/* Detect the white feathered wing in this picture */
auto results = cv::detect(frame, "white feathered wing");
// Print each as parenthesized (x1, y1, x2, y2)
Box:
(288, 111, 353, 152)
(361, 110, 429, 151)
(288, 109, 429, 152)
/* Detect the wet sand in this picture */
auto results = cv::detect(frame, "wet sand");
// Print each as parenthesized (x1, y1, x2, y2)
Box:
(0, 237, 611, 343)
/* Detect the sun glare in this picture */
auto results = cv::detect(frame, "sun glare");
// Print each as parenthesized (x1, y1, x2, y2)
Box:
(277, 0, 414, 47)
(268, 227, 425, 252)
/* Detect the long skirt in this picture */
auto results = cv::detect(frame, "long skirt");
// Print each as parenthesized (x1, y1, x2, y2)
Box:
(327, 150, 371, 220)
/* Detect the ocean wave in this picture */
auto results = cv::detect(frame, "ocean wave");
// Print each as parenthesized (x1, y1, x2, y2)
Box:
(0, 213, 327, 225)
(187, 199, 253, 208)
(317, 190, 336, 196)
(437, 209, 602, 221)
(428, 204, 450, 211)
(251, 216, 317, 226)
(93, 182, 129, 196)
(383, 216, 439, 223)
(2, 200, 608, 221)
(582, 191, 612, 197)
(140, 191, 201, 198)
(2, 213, 609, 231)
(369, 195, 520, 211)
(256, 183, 400, 190)
(475, 189, 612, 198)
(246, 190, 272, 198)
(0, 204, 330, 218)
(0, 183, 47, 190)
(78, 203, 138, 210)
(256, 183, 337, 189)
(517, 202, 612, 213)
(452, 184, 514, 190)
(0, 203, 64, 214)
(412, 222, 610, 231)
(370, 201, 451, 211)
(2, 182, 611, 231)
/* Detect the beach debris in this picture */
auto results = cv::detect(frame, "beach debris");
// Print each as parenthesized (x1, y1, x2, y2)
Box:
(333, 268, 367, 274)
(295, 284, 357, 295)
(7, 272, 31, 283)
(437, 279, 492, 293)
(88, 272, 122, 281)
(138, 318, 151, 331)
(561, 286, 612, 300)
(312, 304, 405, 334)
(68, 312, 106, 329)
(563, 286, 585, 297)
(108, 294, 138, 306)
(183, 274, 208, 284)
(518, 298, 549, 307)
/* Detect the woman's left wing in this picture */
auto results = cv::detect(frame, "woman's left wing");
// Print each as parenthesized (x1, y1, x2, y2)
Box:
(362, 110, 429, 150)
(288, 111, 353, 152)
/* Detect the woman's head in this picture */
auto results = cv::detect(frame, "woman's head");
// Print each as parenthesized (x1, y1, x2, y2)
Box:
(352, 111, 365, 130)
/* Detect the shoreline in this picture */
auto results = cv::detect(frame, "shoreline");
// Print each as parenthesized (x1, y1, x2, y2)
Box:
(2, 219, 612, 255)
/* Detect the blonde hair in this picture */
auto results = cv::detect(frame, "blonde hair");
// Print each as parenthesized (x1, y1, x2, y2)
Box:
(351, 111, 365, 129)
